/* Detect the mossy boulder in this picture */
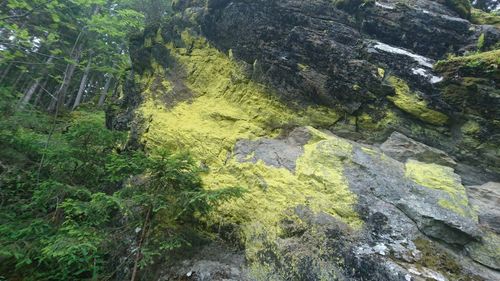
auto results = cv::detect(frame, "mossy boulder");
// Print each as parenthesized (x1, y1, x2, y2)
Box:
(123, 31, 489, 278)
(109, 0, 500, 277)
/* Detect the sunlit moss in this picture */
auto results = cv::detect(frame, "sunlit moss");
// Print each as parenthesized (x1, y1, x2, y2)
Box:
(377, 67, 385, 78)
(435, 49, 500, 78)
(387, 76, 449, 126)
(136, 32, 360, 262)
(405, 160, 476, 218)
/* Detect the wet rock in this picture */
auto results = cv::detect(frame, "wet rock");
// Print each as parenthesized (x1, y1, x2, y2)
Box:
(381, 131, 457, 167)
(467, 182, 500, 233)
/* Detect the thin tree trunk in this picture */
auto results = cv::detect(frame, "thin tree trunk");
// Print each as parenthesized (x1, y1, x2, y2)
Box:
(19, 80, 40, 108)
(33, 78, 48, 106)
(130, 206, 151, 281)
(0, 63, 13, 84)
(72, 54, 92, 110)
(11, 71, 24, 90)
(82, 75, 94, 103)
(19, 56, 54, 109)
(48, 44, 83, 112)
(65, 83, 78, 108)
(98, 75, 113, 107)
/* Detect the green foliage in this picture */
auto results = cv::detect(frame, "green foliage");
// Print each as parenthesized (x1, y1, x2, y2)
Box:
(471, 8, 500, 28)
(444, 0, 472, 19)
(477, 33, 485, 50)
(0, 98, 243, 279)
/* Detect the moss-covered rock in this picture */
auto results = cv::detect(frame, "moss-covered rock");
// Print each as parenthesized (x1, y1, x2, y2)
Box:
(386, 76, 449, 126)
(435, 49, 500, 80)
(414, 238, 481, 281)
(405, 160, 474, 218)
(466, 231, 500, 270)
(471, 8, 500, 28)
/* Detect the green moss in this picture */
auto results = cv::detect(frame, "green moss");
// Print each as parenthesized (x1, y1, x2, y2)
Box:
(461, 120, 481, 135)
(387, 76, 449, 126)
(477, 33, 485, 51)
(435, 49, 500, 79)
(414, 238, 481, 281)
(357, 109, 400, 132)
(405, 160, 476, 218)
(377, 67, 385, 78)
(297, 63, 309, 71)
(471, 8, 500, 28)
(155, 27, 163, 44)
(136, 31, 361, 272)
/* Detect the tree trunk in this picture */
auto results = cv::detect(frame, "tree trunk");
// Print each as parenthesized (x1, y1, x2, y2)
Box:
(82, 76, 94, 103)
(11, 70, 25, 90)
(72, 54, 92, 110)
(48, 44, 83, 112)
(33, 78, 48, 106)
(0, 63, 13, 84)
(19, 80, 40, 108)
(19, 56, 54, 109)
(130, 206, 151, 281)
(98, 75, 113, 107)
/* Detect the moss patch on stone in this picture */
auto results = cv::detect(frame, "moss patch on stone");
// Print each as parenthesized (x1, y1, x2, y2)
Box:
(435, 49, 500, 79)
(414, 238, 481, 281)
(405, 160, 475, 218)
(471, 8, 500, 28)
(466, 231, 500, 270)
(136, 31, 361, 271)
(387, 76, 449, 126)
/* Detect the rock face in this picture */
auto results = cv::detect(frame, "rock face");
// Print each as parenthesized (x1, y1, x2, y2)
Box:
(380, 131, 457, 167)
(108, 0, 500, 280)
(467, 182, 500, 233)
(196, 0, 500, 178)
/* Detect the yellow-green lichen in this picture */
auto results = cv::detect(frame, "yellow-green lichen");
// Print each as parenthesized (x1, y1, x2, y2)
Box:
(297, 63, 309, 71)
(387, 76, 449, 126)
(136, 31, 361, 270)
(377, 67, 385, 78)
(405, 160, 476, 218)
(357, 109, 400, 132)
(461, 120, 481, 135)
